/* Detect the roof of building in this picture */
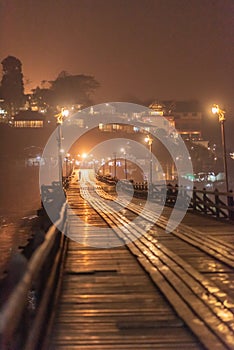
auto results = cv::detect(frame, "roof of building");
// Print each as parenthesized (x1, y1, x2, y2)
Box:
(148, 100, 202, 114)
(173, 100, 201, 113)
(14, 110, 45, 121)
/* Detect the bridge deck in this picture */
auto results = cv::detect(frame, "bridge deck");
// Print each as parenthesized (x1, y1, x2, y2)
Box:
(164, 206, 234, 244)
(49, 192, 204, 350)
(49, 174, 234, 350)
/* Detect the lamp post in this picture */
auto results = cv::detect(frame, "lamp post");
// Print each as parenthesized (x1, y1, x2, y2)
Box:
(124, 153, 127, 180)
(65, 153, 71, 177)
(55, 108, 69, 183)
(211, 104, 229, 192)
(113, 152, 117, 178)
(145, 135, 153, 186)
(121, 148, 127, 180)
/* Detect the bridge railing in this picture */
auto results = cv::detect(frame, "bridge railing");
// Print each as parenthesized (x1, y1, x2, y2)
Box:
(96, 174, 118, 186)
(0, 202, 68, 350)
(190, 187, 234, 221)
(96, 175, 234, 221)
(140, 183, 234, 221)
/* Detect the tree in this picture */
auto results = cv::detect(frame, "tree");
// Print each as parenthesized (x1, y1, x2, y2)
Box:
(49, 71, 100, 107)
(31, 86, 53, 110)
(1, 56, 25, 115)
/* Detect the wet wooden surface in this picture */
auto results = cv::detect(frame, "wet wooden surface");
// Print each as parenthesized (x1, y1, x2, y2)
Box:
(49, 194, 204, 349)
(49, 171, 234, 350)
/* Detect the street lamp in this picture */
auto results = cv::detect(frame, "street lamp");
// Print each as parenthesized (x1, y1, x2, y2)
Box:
(55, 108, 69, 183)
(121, 148, 127, 180)
(145, 135, 153, 186)
(65, 153, 71, 177)
(113, 152, 117, 178)
(211, 104, 229, 192)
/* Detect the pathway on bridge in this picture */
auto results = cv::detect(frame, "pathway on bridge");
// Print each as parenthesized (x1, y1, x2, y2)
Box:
(49, 170, 234, 350)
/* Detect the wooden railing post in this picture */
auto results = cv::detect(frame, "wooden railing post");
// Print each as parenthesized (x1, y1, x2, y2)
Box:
(214, 189, 220, 218)
(160, 186, 167, 205)
(203, 188, 207, 215)
(227, 190, 234, 221)
(181, 186, 188, 209)
(193, 187, 197, 211)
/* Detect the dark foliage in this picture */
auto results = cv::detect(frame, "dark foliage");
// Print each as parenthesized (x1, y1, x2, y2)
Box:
(1, 56, 25, 114)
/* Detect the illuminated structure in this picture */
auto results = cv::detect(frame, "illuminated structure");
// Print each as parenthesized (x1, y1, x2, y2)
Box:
(212, 104, 229, 192)
(148, 100, 203, 141)
(120, 148, 127, 180)
(55, 108, 69, 183)
(13, 111, 45, 128)
(144, 135, 153, 186)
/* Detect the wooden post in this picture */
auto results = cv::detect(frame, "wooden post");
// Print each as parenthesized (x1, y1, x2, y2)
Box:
(227, 190, 234, 221)
(182, 186, 188, 209)
(203, 188, 207, 215)
(175, 184, 179, 206)
(193, 187, 197, 211)
(214, 189, 220, 218)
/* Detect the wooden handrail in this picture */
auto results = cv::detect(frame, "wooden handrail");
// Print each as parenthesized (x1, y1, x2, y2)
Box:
(190, 188, 233, 196)
(97, 174, 234, 221)
(0, 202, 67, 348)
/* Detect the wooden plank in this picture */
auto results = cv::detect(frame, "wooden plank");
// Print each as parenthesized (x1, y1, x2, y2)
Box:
(49, 171, 234, 350)
(82, 180, 234, 349)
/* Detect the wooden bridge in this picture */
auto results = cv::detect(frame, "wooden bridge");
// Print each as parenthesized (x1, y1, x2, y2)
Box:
(0, 169, 233, 350)
(98, 174, 234, 222)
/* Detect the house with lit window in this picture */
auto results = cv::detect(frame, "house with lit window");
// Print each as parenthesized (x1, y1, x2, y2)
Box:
(172, 100, 202, 140)
(148, 100, 203, 141)
(13, 110, 45, 128)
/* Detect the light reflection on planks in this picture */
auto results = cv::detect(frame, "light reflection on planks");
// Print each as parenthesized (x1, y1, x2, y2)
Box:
(49, 189, 204, 349)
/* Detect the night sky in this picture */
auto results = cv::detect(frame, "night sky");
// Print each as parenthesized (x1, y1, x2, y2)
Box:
(0, 0, 233, 128)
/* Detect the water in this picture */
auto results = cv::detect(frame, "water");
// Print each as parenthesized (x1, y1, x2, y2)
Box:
(0, 160, 41, 275)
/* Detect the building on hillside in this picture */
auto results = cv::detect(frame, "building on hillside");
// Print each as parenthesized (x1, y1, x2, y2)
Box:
(172, 100, 202, 140)
(148, 100, 203, 141)
(145, 101, 175, 134)
(13, 110, 45, 128)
